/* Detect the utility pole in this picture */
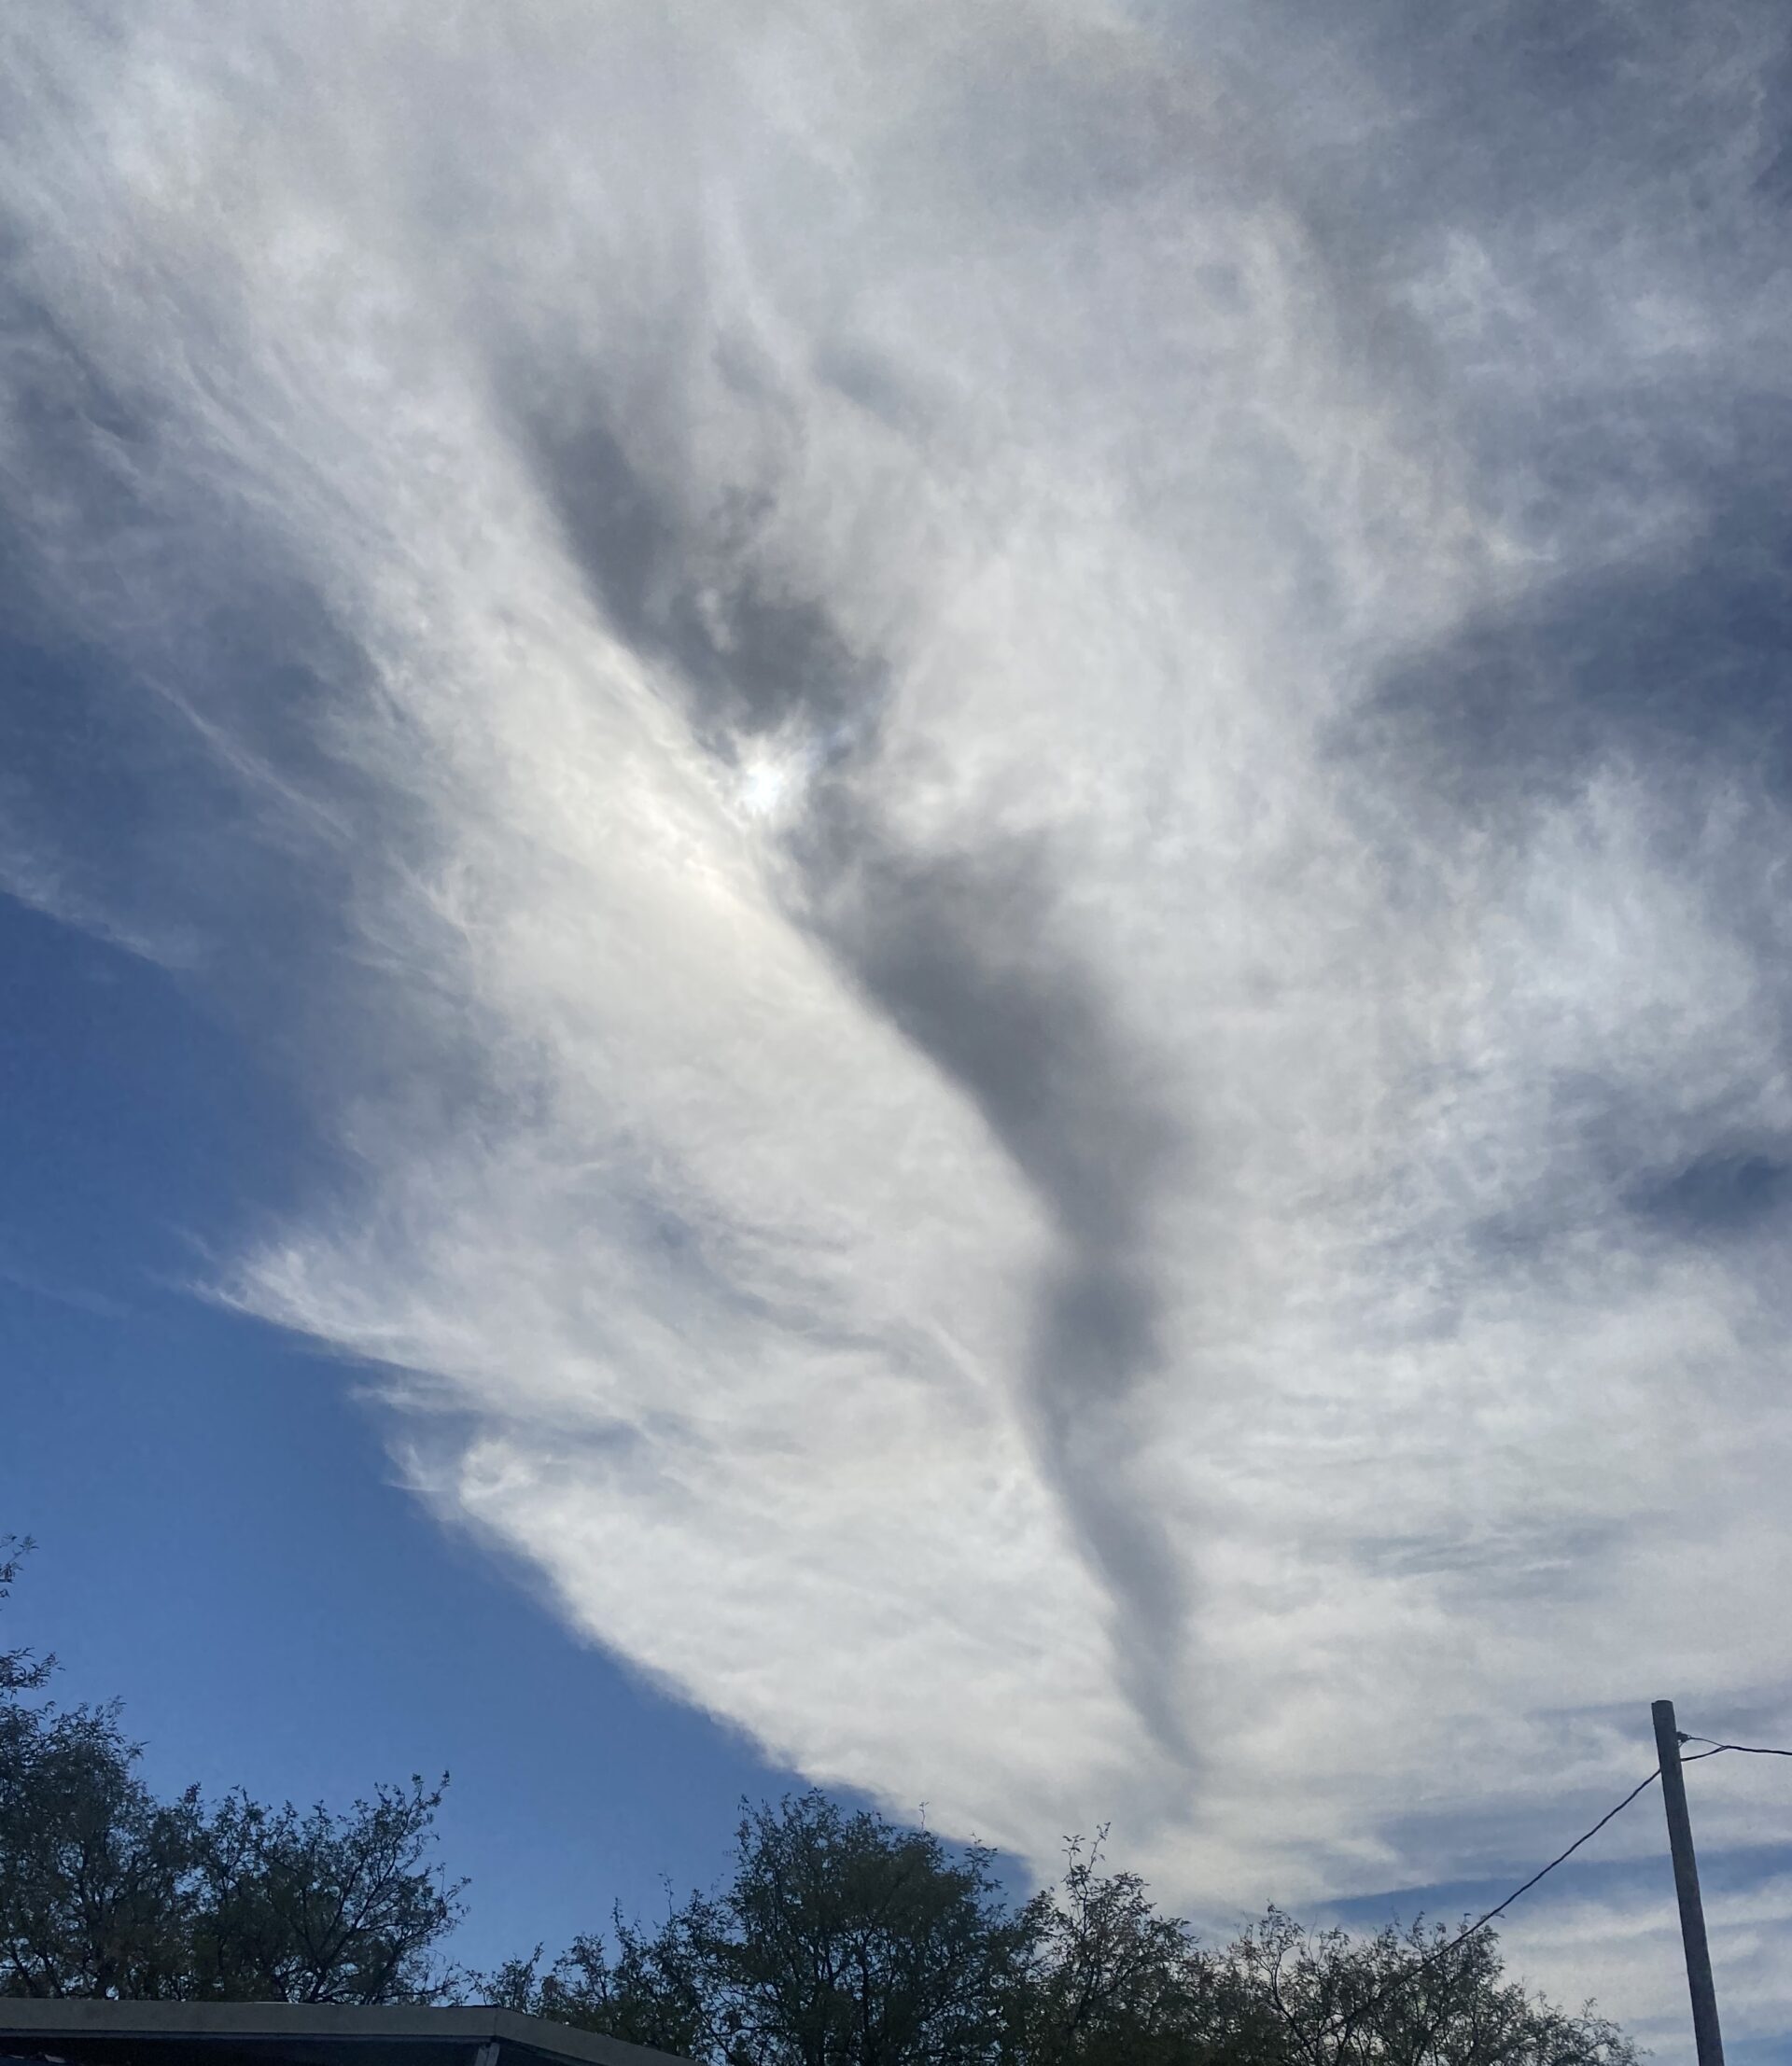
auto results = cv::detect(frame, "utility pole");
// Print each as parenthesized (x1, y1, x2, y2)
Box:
(1653, 1698, 1725, 2066)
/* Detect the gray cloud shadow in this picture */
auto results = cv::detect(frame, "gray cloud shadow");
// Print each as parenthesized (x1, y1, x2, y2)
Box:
(518, 394, 1201, 1769)
(1336, 408, 1792, 1267)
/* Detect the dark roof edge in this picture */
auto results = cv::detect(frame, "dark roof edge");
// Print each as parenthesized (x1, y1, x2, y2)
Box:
(0, 1999, 691, 2066)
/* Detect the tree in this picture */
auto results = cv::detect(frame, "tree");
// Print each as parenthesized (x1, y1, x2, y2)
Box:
(0, 1542, 463, 2003)
(0, 1540, 52, 1702)
(1232, 1910, 1639, 2066)
(0, 1539, 192, 1996)
(513, 1793, 1025, 2066)
(715, 1794, 1024, 2066)
(4, 1540, 1644, 2064)
(0, 1693, 199, 1998)
(182, 1777, 467, 2003)
(1007, 1836, 1283, 2066)
(487, 1904, 722, 2061)
(514, 1815, 1639, 2066)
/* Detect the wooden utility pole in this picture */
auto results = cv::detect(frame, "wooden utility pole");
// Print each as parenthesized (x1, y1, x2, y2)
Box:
(1652, 1698, 1725, 2066)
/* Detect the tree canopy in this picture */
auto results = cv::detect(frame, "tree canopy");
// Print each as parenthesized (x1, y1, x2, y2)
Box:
(0, 1538, 464, 2003)
(1, 1538, 1638, 2065)
(493, 1803, 1636, 2066)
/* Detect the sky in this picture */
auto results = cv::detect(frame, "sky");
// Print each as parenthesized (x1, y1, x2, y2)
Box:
(2, 0, 1790, 2053)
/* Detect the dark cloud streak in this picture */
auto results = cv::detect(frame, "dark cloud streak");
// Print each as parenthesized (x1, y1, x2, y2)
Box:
(796, 812, 1199, 1766)
(515, 370, 1201, 1762)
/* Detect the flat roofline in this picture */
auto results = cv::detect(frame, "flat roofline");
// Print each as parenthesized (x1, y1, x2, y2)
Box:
(0, 1999, 691, 2066)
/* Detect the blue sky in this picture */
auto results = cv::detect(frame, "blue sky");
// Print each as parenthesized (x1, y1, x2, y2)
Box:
(5, 2, 1792, 2054)
(0, 891, 799, 1972)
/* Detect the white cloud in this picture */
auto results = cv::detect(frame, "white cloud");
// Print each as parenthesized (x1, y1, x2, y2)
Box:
(6, 0, 1791, 2038)
(1502, 1851, 1792, 2055)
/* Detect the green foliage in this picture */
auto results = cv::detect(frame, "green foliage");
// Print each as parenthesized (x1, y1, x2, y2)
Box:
(1234, 1910, 1640, 2066)
(180, 1777, 466, 2003)
(0, 1541, 53, 1701)
(712, 1794, 1022, 2065)
(3, 1539, 1643, 2064)
(1008, 1835, 1284, 2065)
(0, 1545, 463, 2003)
(502, 1804, 1639, 2066)
(485, 1905, 721, 2061)
(498, 1795, 1024, 2065)
(0, 1695, 198, 1997)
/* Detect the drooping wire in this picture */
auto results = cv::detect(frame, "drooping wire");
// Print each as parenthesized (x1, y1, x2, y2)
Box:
(1381, 1736, 1786, 1990)
(1405, 1764, 1664, 1974)
(1678, 1734, 1792, 1761)
(1272, 1729, 1783, 2059)
(1291, 1763, 1665, 2064)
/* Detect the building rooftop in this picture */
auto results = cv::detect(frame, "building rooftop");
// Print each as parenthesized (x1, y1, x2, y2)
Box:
(0, 2001, 692, 2066)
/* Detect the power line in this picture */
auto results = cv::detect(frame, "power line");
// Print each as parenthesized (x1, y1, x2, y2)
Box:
(1407, 1764, 1664, 1974)
(1272, 1724, 1786, 2059)
(1292, 1763, 1666, 2064)
(1411, 1734, 1791, 1959)
(1679, 1735, 1792, 1761)
(1380, 1733, 1787, 2024)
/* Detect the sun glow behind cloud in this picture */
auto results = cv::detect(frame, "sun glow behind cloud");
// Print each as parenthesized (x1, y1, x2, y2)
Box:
(5, 0, 1792, 2043)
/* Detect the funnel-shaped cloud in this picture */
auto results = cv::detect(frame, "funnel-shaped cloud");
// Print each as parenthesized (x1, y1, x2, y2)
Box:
(5, 1, 1791, 2036)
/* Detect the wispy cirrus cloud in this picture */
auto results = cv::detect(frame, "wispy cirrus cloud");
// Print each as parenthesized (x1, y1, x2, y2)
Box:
(5, 0, 1791, 2035)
